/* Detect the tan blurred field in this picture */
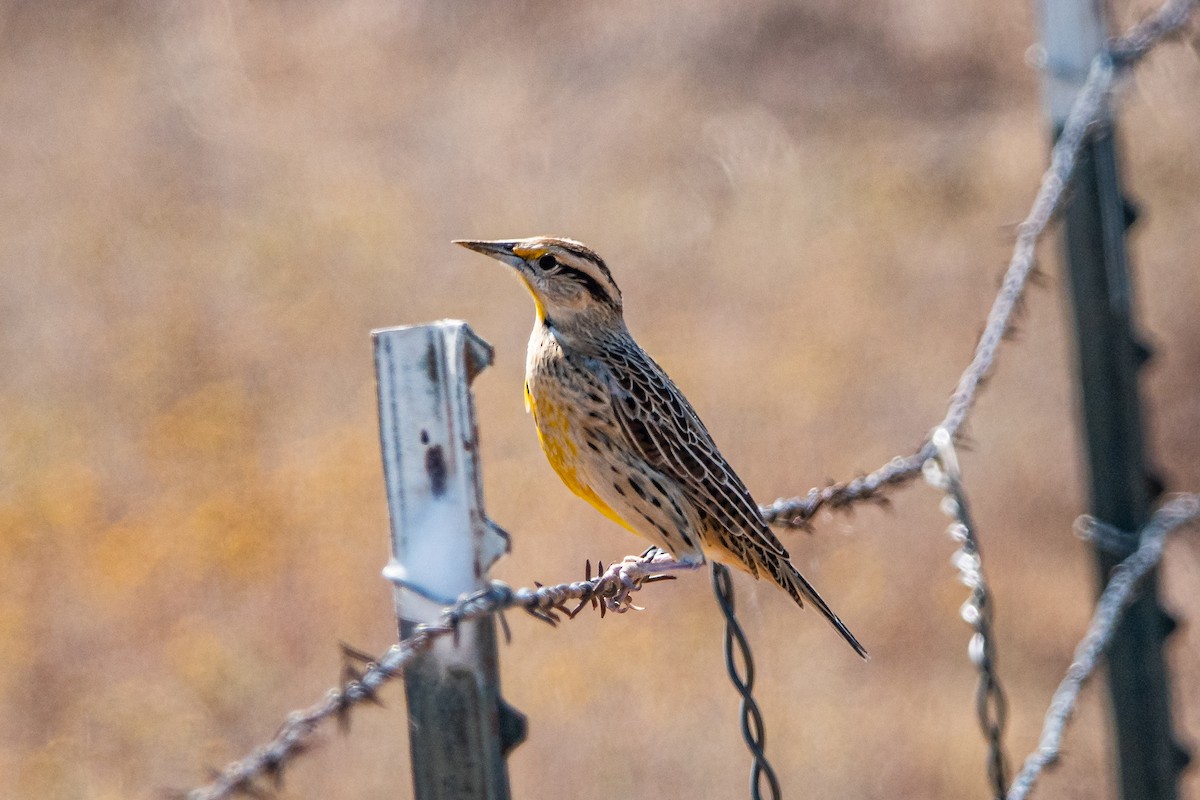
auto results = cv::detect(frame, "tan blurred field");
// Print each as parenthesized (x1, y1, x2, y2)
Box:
(1, 1, 1199, 798)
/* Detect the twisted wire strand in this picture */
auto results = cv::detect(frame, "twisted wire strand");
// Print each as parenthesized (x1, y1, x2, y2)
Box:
(183, 626, 441, 800)
(184, 493, 1200, 800)
(761, 0, 1199, 529)
(925, 428, 1010, 799)
(184, 551, 681, 800)
(1006, 494, 1200, 800)
(712, 563, 783, 800)
(182, 3, 1199, 797)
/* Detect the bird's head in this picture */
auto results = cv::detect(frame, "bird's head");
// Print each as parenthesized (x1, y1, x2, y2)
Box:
(454, 236, 624, 332)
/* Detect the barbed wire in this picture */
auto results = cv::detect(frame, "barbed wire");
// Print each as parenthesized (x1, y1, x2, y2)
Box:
(712, 563, 783, 800)
(760, 0, 1199, 529)
(1006, 493, 1200, 800)
(185, 492, 1200, 800)
(925, 428, 1010, 799)
(184, 550, 685, 800)
(184, 2, 1199, 797)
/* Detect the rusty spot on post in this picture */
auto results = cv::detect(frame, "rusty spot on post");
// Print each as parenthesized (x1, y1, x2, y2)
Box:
(426, 445, 447, 496)
(424, 343, 440, 384)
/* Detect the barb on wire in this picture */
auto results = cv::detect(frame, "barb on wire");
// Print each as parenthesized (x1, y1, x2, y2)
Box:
(1006, 494, 1200, 800)
(184, 625, 445, 800)
(924, 428, 1010, 800)
(760, 450, 933, 528)
(761, 0, 1200, 529)
(184, 3, 1200, 797)
(185, 548, 684, 800)
(712, 563, 782, 800)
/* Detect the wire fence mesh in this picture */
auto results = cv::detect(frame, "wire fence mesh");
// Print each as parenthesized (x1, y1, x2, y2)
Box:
(182, 0, 1200, 797)
(926, 428, 1010, 800)
(712, 563, 783, 800)
(760, 0, 1199, 529)
(184, 493, 1200, 800)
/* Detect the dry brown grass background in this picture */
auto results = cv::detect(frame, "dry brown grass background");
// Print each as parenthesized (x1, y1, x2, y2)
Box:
(1, 1, 1198, 798)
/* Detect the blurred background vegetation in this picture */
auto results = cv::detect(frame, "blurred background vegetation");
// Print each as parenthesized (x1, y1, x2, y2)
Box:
(1, 1, 1197, 798)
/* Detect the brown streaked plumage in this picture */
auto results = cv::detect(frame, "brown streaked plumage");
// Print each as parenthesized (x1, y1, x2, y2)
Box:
(455, 236, 866, 658)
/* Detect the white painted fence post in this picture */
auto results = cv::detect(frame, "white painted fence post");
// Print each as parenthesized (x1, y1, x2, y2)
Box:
(373, 320, 525, 800)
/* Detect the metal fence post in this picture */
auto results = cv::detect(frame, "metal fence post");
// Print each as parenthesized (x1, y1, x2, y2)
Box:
(1036, 5, 1187, 799)
(373, 320, 527, 800)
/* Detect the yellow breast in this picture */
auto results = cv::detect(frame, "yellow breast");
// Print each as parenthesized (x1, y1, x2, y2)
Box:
(525, 380, 641, 536)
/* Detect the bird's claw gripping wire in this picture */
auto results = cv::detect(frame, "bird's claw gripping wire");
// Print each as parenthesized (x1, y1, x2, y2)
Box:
(512, 546, 685, 622)
(574, 547, 689, 616)
(485, 548, 683, 627)
(415, 548, 690, 632)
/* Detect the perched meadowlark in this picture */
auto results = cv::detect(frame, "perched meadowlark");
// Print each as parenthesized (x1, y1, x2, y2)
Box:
(456, 236, 866, 658)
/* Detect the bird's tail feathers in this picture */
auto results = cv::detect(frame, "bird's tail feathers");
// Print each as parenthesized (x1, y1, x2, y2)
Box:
(777, 561, 868, 660)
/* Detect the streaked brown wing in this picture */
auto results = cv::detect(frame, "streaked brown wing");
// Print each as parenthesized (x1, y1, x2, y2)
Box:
(593, 341, 788, 560)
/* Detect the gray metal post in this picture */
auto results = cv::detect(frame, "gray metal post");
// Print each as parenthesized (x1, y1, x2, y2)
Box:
(374, 320, 526, 800)
(1036, 5, 1187, 799)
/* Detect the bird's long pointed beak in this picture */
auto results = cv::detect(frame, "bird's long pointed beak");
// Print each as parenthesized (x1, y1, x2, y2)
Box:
(453, 239, 526, 268)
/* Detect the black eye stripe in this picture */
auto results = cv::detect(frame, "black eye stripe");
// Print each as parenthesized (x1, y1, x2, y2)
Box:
(529, 249, 616, 306)
(556, 264, 613, 305)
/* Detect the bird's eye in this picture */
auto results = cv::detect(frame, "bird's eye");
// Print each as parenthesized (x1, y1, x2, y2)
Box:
(536, 254, 557, 270)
